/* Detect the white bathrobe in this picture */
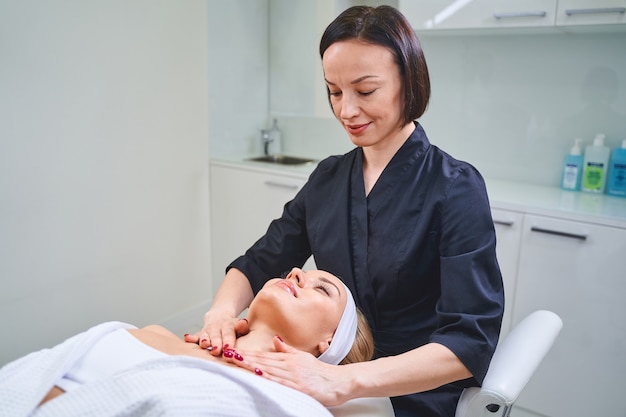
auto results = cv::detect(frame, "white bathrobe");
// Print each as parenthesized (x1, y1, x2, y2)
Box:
(0, 321, 332, 417)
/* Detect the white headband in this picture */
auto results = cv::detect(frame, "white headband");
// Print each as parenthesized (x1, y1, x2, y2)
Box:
(317, 281, 358, 365)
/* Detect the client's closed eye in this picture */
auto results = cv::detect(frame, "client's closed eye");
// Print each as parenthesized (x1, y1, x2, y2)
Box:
(317, 277, 341, 298)
(317, 283, 331, 296)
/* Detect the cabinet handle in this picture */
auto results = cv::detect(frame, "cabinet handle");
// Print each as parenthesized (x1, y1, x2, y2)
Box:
(494, 11, 547, 19)
(530, 226, 587, 241)
(565, 7, 626, 16)
(494, 219, 515, 227)
(264, 180, 299, 190)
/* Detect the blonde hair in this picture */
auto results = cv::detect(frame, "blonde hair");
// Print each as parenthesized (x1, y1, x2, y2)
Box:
(340, 308, 374, 365)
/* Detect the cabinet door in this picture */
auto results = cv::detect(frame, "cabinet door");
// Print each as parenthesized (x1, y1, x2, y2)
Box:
(511, 214, 626, 417)
(398, 0, 557, 30)
(556, 0, 626, 27)
(491, 208, 524, 337)
(210, 165, 306, 291)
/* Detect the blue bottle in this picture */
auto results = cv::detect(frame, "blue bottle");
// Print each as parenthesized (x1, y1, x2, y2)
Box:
(561, 138, 584, 191)
(607, 139, 626, 197)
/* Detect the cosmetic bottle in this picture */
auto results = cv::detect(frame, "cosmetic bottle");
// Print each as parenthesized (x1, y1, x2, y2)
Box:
(607, 139, 626, 197)
(582, 133, 610, 193)
(561, 138, 584, 191)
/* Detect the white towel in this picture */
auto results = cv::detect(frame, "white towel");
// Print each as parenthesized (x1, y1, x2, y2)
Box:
(0, 321, 332, 417)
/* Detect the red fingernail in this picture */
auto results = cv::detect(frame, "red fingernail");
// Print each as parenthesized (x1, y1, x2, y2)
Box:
(223, 344, 229, 349)
(254, 368, 263, 376)
(276, 335, 283, 342)
(201, 338, 207, 343)
(212, 346, 218, 351)
(241, 318, 249, 323)
(234, 353, 244, 361)
(223, 350, 234, 358)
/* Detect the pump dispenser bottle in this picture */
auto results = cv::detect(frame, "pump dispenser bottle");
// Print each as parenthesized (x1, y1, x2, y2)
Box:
(607, 139, 626, 197)
(561, 138, 584, 191)
(582, 133, 610, 193)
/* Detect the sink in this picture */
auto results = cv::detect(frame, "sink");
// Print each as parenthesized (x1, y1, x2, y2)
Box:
(247, 155, 316, 165)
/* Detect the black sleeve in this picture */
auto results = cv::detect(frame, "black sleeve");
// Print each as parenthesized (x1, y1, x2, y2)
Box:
(430, 166, 505, 385)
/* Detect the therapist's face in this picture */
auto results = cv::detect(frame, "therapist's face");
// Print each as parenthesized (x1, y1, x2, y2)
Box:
(322, 39, 406, 150)
(249, 268, 347, 355)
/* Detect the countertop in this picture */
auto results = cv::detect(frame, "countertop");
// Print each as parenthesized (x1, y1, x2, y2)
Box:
(211, 155, 626, 229)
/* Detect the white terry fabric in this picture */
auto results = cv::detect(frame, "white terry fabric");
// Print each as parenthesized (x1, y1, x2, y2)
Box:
(318, 282, 358, 365)
(56, 327, 165, 393)
(0, 321, 134, 416)
(0, 321, 332, 417)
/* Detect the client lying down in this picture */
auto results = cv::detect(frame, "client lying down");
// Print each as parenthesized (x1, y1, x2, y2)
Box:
(0, 268, 374, 417)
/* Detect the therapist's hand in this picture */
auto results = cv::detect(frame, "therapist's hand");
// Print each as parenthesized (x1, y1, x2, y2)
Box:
(225, 336, 353, 406)
(184, 309, 249, 356)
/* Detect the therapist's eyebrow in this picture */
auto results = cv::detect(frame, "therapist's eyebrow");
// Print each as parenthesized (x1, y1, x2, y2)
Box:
(319, 276, 341, 297)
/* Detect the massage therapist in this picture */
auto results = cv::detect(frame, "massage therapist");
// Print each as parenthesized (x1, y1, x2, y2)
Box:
(189, 6, 504, 416)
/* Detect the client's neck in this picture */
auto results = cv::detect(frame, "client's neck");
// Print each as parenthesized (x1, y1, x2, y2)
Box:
(232, 326, 277, 353)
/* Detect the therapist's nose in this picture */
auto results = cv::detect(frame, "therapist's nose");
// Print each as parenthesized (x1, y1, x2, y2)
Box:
(339, 93, 360, 120)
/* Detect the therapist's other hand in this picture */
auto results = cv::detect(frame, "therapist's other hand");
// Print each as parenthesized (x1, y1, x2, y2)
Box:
(226, 336, 351, 407)
(185, 310, 249, 356)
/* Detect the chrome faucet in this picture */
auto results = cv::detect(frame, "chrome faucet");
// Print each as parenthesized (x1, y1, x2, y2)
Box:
(261, 129, 273, 156)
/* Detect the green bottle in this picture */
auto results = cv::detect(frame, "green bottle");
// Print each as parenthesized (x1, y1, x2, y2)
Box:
(582, 133, 610, 193)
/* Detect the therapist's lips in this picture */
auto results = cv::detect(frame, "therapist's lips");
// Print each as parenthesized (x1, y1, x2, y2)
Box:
(276, 280, 297, 297)
(345, 122, 370, 135)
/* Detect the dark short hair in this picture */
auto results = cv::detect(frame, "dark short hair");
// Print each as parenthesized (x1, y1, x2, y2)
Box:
(319, 5, 430, 123)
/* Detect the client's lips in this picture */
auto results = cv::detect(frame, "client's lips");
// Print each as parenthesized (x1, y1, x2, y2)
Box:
(277, 280, 297, 297)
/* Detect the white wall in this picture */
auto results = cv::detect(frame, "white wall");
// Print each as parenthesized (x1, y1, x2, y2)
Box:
(207, 0, 269, 157)
(419, 32, 626, 186)
(0, 0, 211, 365)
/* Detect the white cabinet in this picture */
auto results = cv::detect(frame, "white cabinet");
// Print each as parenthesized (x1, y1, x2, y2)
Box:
(399, 0, 626, 31)
(556, 0, 626, 27)
(398, 0, 558, 31)
(509, 214, 626, 417)
(209, 163, 307, 292)
(491, 208, 524, 337)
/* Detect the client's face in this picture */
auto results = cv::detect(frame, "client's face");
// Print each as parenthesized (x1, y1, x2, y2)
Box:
(249, 268, 347, 355)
